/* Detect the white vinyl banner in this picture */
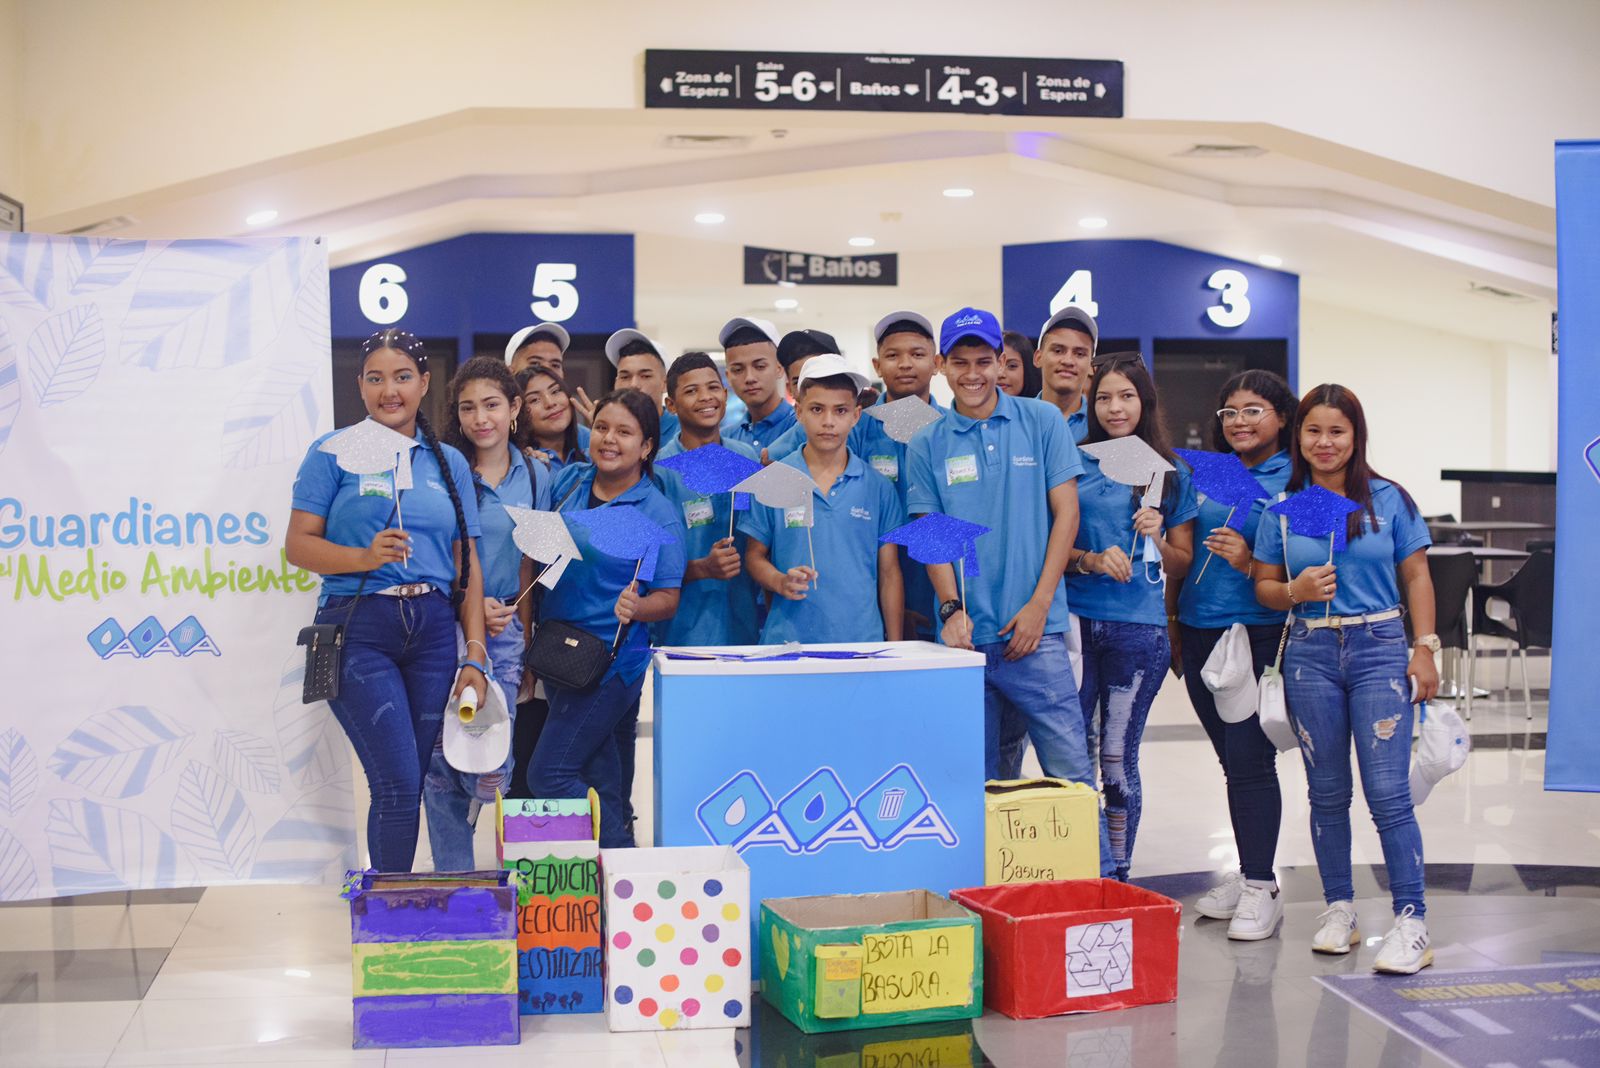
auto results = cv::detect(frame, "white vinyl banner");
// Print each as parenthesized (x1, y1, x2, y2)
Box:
(0, 234, 354, 901)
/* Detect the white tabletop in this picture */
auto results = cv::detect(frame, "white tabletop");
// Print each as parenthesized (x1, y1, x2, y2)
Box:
(652, 639, 985, 676)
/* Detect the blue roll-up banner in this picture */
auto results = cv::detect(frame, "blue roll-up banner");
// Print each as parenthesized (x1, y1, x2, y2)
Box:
(1547, 140, 1600, 792)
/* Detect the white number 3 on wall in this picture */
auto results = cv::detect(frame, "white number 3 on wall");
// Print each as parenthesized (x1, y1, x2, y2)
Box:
(1205, 269, 1251, 328)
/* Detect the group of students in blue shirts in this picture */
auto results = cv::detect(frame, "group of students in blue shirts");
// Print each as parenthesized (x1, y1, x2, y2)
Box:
(287, 300, 1445, 980)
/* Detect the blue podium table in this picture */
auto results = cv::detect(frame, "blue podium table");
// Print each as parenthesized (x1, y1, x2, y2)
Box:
(651, 641, 986, 967)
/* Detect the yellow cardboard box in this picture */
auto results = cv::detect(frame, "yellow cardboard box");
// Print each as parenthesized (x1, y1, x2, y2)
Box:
(983, 778, 1100, 884)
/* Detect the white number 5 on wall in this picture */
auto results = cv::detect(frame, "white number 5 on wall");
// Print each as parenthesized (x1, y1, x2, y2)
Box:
(531, 263, 580, 322)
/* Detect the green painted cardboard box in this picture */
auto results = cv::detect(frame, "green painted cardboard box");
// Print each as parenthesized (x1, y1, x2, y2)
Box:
(759, 890, 983, 1034)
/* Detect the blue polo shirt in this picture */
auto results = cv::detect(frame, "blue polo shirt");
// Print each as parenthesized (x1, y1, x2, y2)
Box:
(1067, 453, 1199, 626)
(737, 450, 905, 644)
(544, 464, 688, 683)
(292, 427, 481, 604)
(650, 434, 762, 646)
(1253, 479, 1431, 620)
(854, 395, 947, 637)
(473, 445, 553, 602)
(726, 400, 797, 454)
(531, 424, 590, 477)
(906, 391, 1082, 647)
(1037, 392, 1089, 444)
(1177, 450, 1291, 629)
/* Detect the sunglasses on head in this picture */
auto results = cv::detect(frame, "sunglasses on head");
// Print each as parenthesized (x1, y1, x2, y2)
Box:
(1091, 350, 1145, 372)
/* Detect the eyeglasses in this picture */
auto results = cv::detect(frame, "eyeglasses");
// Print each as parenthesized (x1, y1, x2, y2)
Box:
(1091, 350, 1145, 372)
(1216, 406, 1268, 424)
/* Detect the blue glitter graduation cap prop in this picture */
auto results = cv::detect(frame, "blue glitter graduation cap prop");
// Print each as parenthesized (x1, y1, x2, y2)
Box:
(657, 444, 762, 505)
(1268, 485, 1364, 552)
(566, 506, 677, 583)
(880, 513, 989, 577)
(1173, 449, 1269, 532)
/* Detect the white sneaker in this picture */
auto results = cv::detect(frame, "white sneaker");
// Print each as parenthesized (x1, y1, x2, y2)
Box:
(1227, 882, 1283, 941)
(1311, 901, 1360, 954)
(1195, 871, 1245, 920)
(1373, 906, 1433, 974)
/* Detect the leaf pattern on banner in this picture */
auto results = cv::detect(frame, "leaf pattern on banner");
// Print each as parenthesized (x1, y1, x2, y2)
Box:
(0, 826, 39, 902)
(27, 304, 106, 408)
(0, 319, 18, 457)
(250, 783, 356, 882)
(46, 798, 194, 894)
(119, 239, 302, 371)
(220, 361, 322, 469)
(293, 247, 330, 348)
(170, 760, 257, 879)
(0, 728, 39, 818)
(47, 705, 193, 799)
(274, 653, 347, 789)
(212, 729, 281, 794)
(0, 233, 53, 309)
(64, 238, 149, 296)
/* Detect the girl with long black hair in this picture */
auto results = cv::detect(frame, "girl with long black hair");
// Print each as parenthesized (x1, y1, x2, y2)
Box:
(287, 330, 485, 872)
(518, 363, 589, 475)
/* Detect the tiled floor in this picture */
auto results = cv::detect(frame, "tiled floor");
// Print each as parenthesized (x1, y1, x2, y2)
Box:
(3, 660, 1597, 1067)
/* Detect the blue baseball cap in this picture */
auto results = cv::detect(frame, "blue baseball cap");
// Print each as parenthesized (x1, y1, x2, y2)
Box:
(939, 307, 1003, 353)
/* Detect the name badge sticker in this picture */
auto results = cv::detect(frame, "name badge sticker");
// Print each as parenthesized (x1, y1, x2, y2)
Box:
(359, 473, 394, 498)
(784, 506, 809, 529)
(683, 497, 714, 529)
(870, 454, 899, 481)
(945, 454, 979, 486)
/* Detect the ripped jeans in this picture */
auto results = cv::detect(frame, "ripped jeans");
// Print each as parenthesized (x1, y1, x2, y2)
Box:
(1077, 618, 1167, 881)
(1284, 617, 1425, 917)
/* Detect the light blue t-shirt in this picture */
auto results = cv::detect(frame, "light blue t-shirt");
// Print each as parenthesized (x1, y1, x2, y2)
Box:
(1177, 450, 1291, 629)
(292, 426, 481, 604)
(543, 465, 688, 684)
(473, 445, 553, 602)
(737, 450, 905, 644)
(905, 391, 1083, 647)
(1067, 452, 1198, 626)
(650, 435, 762, 647)
(726, 400, 797, 454)
(1253, 479, 1431, 619)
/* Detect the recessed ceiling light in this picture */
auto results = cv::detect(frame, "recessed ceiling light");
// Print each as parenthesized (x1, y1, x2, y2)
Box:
(942, 187, 974, 199)
(848, 236, 876, 248)
(774, 298, 800, 310)
(777, 279, 797, 288)
(245, 209, 279, 227)
(1258, 254, 1284, 268)
(694, 211, 726, 225)
(1078, 216, 1108, 230)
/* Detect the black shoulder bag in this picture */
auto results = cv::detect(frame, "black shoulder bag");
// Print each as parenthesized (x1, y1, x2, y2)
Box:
(523, 481, 632, 694)
(295, 501, 396, 704)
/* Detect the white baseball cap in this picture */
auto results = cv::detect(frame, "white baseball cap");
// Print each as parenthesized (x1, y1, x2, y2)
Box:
(604, 328, 662, 367)
(796, 353, 870, 394)
(718, 317, 780, 348)
(1039, 305, 1099, 349)
(504, 323, 571, 364)
(872, 310, 935, 344)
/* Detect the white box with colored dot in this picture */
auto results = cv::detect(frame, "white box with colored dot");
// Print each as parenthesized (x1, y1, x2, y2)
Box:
(600, 845, 752, 1031)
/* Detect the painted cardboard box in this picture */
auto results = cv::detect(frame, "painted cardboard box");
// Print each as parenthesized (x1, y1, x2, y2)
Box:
(747, 996, 981, 1066)
(496, 792, 603, 1015)
(344, 869, 520, 1049)
(984, 779, 1100, 885)
(950, 879, 1180, 1019)
(601, 845, 751, 1031)
(759, 890, 982, 1034)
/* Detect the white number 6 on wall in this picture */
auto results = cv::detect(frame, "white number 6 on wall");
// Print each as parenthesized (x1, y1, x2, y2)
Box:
(1205, 269, 1251, 328)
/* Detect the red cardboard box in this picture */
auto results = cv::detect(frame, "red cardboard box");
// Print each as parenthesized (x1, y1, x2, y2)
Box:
(949, 880, 1180, 1019)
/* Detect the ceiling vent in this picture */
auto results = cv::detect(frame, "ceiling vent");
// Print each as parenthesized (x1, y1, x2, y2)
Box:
(61, 215, 135, 236)
(1468, 281, 1537, 303)
(661, 134, 755, 151)
(1174, 143, 1267, 159)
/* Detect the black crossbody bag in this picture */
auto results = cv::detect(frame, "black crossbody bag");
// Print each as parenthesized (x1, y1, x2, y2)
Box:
(523, 480, 632, 694)
(295, 501, 396, 704)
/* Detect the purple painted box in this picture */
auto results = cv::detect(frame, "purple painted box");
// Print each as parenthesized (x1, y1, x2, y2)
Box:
(344, 870, 521, 1049)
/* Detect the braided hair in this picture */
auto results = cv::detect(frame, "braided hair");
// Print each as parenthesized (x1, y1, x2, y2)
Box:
(360, 329, 471, 607)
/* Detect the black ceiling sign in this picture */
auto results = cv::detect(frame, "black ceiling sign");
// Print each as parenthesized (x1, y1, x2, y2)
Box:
(744, 245, 898, 287)
(646, 50, 1123, 118)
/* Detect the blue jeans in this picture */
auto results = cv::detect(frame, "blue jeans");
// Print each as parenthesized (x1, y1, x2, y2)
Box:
(979, 633, 1112, 864)
(528, 672, 645, 848)
(1284, 617, 1425, 916)
(422, 618, 525, 872)
(1180, 623, 1285, 883)
(612, 697, 642, 839)
(997, 706, 1030, 779)
(1077, 619, 1167, 880)
(319, 591, 457, 873)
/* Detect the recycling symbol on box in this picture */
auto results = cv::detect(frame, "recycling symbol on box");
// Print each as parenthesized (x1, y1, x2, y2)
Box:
(1065, 919, 1134, 997)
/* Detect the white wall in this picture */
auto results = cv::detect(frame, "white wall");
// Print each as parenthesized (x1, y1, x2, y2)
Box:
(12, 0, 1598, 213)
(0, 0, 19, 200)
(1298, 301, 1553, 516)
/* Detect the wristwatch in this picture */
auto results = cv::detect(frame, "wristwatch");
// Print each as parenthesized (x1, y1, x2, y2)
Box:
(938, 599, 964, 624)
(1413, 633, 1442, 654)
